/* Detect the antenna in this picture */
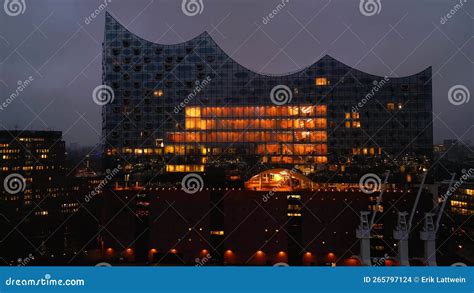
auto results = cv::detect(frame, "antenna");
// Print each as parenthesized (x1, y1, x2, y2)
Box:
(393, 171, 427, 266)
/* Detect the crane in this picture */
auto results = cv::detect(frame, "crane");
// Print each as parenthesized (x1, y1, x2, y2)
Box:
(420, 173, 456, 266)
(356, 171, 390, 266)
(393, 171, 427, 266)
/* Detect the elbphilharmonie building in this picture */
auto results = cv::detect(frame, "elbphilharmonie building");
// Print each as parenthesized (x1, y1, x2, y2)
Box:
(102, 12, 433, 183)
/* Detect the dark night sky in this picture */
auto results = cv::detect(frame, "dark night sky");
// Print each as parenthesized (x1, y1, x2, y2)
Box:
(0, 0, 472, 147)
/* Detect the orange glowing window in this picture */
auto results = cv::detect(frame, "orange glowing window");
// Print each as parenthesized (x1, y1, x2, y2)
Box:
(345, 121, 351, 128)
(210, 230, 224, 235)
(153, 89, 163, 97)
(369, 147, 375, 155)
(315, 77, 329, 86)
(316, 156, 328, 164)
(345, 113, 351, 119)
(387, 103, 395, 110)
(315, 105, 327, 115)
(352, 121, 361, 128)
(352, 112, 360, 119)
(185, 107, 201, 117)
(315, 118, 327, 128)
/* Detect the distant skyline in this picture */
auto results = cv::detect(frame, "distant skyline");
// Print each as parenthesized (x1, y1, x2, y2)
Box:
(0, 0, 472, 146)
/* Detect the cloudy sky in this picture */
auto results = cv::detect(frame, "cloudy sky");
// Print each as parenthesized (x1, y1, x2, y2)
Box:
(0, 0, 472, 146)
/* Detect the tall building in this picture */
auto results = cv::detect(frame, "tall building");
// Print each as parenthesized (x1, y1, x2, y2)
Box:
(0, 131, 102, 263)
(0, 130, 66, 212)
(99, 13, 438, 266)
(102, 12, 433, 184)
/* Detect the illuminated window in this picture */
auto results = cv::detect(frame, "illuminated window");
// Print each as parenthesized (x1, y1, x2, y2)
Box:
(210, 230, 224, 235)
(463, 189, 474, 196)
(153, 89, 163, 97)
(387, 103, 395, 110)
(369, 147, 375, 155)
(315, 77, 329, 86)
(185, 107, 201, 117)
(345, 112, 360, 128)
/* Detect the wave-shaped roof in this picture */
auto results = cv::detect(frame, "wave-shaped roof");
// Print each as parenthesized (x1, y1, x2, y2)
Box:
(104, 12, 430, 80)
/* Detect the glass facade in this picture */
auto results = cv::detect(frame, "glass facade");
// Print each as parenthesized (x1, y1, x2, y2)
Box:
(102, 12, 433, 182)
